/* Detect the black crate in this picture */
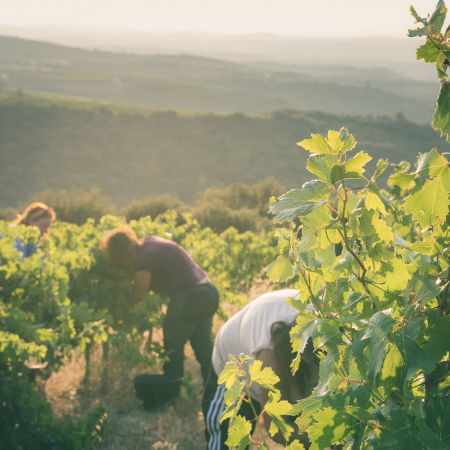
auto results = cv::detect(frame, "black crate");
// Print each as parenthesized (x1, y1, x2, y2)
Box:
(134, 373, 182, 410)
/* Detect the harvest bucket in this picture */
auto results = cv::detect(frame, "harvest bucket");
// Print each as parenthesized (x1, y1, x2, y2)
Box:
(133, 373, 182, 409)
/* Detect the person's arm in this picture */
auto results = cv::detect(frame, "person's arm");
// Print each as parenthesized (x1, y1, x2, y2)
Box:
(255, 349, 287, 444)
(131, 270, 151, 307)
(255, 349, 310, 447)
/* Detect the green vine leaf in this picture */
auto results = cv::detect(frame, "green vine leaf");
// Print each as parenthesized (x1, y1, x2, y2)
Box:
(433, 81, 450, 140)
(225, 414, 252, 448)
(404, 175, 449, 227)
(267, 255, 295, 282)
(249, 360, 280, 390)
(361, 310, 395, 381)
(297, 134, 334, 155)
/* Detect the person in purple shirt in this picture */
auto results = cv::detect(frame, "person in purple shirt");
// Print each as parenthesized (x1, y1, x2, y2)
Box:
(99, 226, 219, 385)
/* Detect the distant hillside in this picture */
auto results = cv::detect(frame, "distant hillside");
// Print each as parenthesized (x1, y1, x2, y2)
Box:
(0, 94, 446, 208)
(0, 27, 435, 80)
(0, 36, 436, 122)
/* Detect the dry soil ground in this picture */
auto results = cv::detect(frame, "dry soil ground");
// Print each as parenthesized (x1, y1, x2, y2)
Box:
(44, 291, 281, 449)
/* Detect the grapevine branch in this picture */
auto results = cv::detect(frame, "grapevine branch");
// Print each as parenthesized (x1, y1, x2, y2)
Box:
(292, 252, 321, 312)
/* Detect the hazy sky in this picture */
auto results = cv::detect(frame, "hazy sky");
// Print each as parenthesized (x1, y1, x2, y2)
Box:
(0, 0, 443, 37)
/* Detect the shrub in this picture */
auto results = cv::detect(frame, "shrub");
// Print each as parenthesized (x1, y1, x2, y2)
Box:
(122, 194, 185, 222)
(192, 200, 264, 233)
(29, 188, 114, 224)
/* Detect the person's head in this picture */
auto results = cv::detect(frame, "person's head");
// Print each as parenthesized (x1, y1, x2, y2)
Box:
(270, 321, 319, 402)
(15, 202, 56, 234)
(98, 226, 140, 272)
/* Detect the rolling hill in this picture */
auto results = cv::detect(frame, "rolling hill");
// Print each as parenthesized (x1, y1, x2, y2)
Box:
(0, 36, 437, 122)
(0, 94, 446, 208)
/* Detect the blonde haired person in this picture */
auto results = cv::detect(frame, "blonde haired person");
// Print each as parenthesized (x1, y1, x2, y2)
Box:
(15, 202, 56, 235)
(10, 202, 56, 257)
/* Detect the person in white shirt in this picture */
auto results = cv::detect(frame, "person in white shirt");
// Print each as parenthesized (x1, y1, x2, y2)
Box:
(203, 289, 319, 449)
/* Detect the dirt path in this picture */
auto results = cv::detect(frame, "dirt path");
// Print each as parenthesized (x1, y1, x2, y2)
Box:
(45, 292, 279, 449)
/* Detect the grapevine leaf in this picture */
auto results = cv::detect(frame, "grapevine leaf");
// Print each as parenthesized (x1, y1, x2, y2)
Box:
(393, 233, 409, 248)
(387, 172, 416, 192)
(291, 313, 322, 373)
(249, 360, 280, 390)
(297, 134, 334, 155)
(218, 361, 240, 389)
(404, 176, 449, 227)
(417, 39, 441, 63)
(316, 345, 340, 395)
(409, 5, 426, 24)
(372, 158, 389, 181)
(409, 274, 441, 306)
(433, 81, 450, 141)
(290, 395, 324, 418)
(427, 150, 450, 178)
(327, 128, 357, 155)
(223, 380, 244, 406)
(416, 421, 449, 450)
(225, 414, 252, 448)
(285, 440, 305, 450)
(265, 391, 295, 440)
(221, 380, 245, 422)
(423, 316, 450, 360)
(269, 186, 328, 223)
(437, 50, 450, 79)
(395, 336, 436, 380)
(410, 237, 435, 254)
(428, 0, 447, 32)
(365, 191, 386, 215)
(415, 147, 441, 174)
(330, 164, 368, 185)
(291, 312, 322, 354)
(383, 258, 411, 291)
(306, 154, 338, 183)
(392, 325, 436, 380)
(408, 26, 428, 38)
(359, 209, 393, 242)
(301, 204, 332, 230)
(381, 343, 405, 392)
(308, 407, 349, 450)
(296, 229, 316, 253)
(300, 179, 330, 200)
(361, 310, 395, 381)
(265, 390, 293, 417)
(267, 256, 295, 282)
(343, 151, 372, 175)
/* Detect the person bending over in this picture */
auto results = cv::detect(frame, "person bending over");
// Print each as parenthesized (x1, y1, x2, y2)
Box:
(203, 289, 319, 449)
(99, 227, 219, 384)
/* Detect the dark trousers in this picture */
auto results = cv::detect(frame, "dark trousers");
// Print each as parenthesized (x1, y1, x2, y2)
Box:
(202, 373, 262, 450)
(163, 282, 219, 384)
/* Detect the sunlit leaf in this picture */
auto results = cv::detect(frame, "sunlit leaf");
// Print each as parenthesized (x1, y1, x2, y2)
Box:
(297, 134, 334, 155)
(225, 414, 252, 448)
(249, 360, 280, 390)
(404, 176, 449, 227)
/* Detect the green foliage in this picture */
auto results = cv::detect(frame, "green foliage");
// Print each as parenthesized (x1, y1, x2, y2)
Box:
(123, 194, 185, 222)
(218, 7, 450, 445)
(0, 340, 107, 450)
(0, 211, 278, 447)
(222, 132, 449, 447)
(409, 0, 450, 140)
(29, 188, 114, 224)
